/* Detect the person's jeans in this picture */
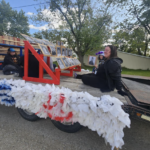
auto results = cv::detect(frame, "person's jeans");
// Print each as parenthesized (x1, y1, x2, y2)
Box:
(3, 65, 19, 75)
(92, 67, 97, 73)
(53, 64, 56, 70)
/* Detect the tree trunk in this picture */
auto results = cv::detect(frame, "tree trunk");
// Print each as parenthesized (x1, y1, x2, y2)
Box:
(144, 42, 148, 56)
(78, 54, 85, 67)
(137, 48, 142, 55)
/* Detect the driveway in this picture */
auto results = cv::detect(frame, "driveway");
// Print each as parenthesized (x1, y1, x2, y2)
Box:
(0, 105, 150, 150)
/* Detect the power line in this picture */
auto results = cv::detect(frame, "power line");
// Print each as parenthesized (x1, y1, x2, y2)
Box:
(12, 2, 50, 9)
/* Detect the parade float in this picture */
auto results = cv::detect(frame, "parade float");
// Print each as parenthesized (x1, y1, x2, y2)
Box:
(0, 35, 150, 150)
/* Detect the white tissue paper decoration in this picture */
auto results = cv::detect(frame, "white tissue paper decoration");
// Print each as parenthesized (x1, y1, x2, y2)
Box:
(81, 69, 90, 72)
(0, 79, 130, 150)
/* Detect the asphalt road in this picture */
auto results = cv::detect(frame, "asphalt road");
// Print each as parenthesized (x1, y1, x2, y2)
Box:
(0, 105, 150, 150)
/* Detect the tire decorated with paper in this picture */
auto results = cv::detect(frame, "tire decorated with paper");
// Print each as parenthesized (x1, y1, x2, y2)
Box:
(44, 94, 82, 133)
(1, 79, 131, 149)
(17, 108, 39, 121)
(51, 120, 82, 133)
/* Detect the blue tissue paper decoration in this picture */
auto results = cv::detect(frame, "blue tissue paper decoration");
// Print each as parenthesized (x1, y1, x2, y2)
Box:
(0, 81, 15, 106)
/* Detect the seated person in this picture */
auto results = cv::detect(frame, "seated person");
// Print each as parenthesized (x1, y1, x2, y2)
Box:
(3, 48, 20, 75)
(74, 45, 126, 96)
(92, 51, 105, 74)
(15, 50, 39, 78)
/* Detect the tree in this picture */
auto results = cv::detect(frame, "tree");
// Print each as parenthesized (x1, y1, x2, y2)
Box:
(33, 32, 43, 39)
(105, 0, 150, 34)
(113, 27, 149, 56)
(104, 0, 150, 56)
(33, 29, 63, 41)
(32, 0, 112, 66)
(0, 0, 29, 38)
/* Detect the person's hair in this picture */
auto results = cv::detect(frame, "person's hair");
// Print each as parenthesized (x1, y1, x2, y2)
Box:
(7, 48, 17, 55)
(98, 55, 104, 61)
(106, 45, 118, 59)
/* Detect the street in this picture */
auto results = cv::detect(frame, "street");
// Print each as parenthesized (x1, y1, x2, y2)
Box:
(0, 105, 150, 150)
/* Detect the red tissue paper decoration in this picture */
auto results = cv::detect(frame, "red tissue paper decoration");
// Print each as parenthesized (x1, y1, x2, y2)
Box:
(36, 93, 73, 122)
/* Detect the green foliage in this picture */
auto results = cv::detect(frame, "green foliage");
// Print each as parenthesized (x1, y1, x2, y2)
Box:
(112, 25, 150, 56)
(33, 32, 43, 39)
(32, 0, 112, 66)
(0, 0, 29, 38)
(105, 0, 150, 34)
(0, 0, 12, 35)
(53, 61, 58, 67)
(105, 0, 150, 56)
(33, 29, 63, 42)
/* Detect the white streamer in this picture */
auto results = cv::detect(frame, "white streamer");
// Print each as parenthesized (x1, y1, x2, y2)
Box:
(0, 79, 130, 150)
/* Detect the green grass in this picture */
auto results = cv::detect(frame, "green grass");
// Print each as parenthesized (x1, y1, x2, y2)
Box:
(121, 67, 150, 77)
(82, 65, 150, 77)
(82, 65, 93, 71)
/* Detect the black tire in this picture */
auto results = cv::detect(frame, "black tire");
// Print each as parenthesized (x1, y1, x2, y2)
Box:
(51, 120, 82, 133)
(17, 108, 39, 121)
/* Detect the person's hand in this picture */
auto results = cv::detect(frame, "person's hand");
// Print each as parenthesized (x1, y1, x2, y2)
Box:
(117, 90, 127, 96)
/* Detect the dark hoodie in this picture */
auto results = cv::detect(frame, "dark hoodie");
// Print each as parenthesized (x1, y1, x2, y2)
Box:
(104, 58, 123, 91)
(3, 54, 20, 69)
(96, 57, 123, 91)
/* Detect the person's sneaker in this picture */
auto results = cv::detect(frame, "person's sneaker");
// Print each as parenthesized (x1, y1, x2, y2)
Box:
(74, 72, 77, 78)
(14, 73, 19, 77)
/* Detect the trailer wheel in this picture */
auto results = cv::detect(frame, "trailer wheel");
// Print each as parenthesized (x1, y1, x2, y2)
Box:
(17, 108, 39, 121)
(51, 120, 82, 133)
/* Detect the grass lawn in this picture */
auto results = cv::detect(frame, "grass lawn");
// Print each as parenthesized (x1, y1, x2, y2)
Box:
(82, 65, 150, 77)
(54, 61, 150, 77)
(121, 68, 150, 77)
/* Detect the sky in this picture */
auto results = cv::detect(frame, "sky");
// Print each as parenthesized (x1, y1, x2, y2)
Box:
(5, 0, 49, 34)
(4, 0, 127, 36)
